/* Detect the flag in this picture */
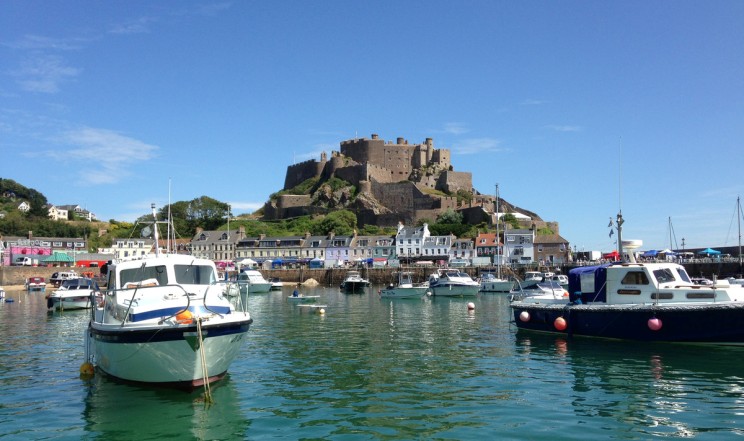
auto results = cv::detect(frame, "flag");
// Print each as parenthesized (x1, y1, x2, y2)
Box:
(608, 218, 614, 227)
(609, 229, 614, 237)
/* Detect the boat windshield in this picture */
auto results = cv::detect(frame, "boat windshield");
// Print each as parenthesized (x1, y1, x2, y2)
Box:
(175, 264, 217, 285)
(120, 265, 169, 287)
(675, 267, 692, 283)
(653, 268, 676, 284)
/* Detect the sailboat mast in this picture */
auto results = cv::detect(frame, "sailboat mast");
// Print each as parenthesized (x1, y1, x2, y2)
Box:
(495, 184, 501, 279)
(738, 196, 742, 275)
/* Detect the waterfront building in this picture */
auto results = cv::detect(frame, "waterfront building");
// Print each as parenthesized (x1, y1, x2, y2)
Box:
(395, 223, 430, 262)
(190, 228, 244, 262)
(298, 234, 329, 261)
(422, 234, 454, 263)
(475, 232, 500, 265)
(450, 238, 475, 262)
(112, 238, 155, 260)
(504, 228, 535, 264)
(325, 233, 354, 266)
(534, 234, 571, 265)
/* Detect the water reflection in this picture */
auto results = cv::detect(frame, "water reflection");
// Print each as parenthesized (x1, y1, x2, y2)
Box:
(82, 375, 250, 440)
(514, 332, 744, 437)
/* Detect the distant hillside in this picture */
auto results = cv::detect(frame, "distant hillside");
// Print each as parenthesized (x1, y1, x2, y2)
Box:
(0, 178, 49, 216)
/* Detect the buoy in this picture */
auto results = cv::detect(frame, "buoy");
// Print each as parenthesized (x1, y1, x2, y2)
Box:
(80, 361, 95, 378)
(467, 302, 475, 310)
(519, 311, 530, 322)
(176, 310, 194, 324)
(319, 308, 325, 315)
(648, 317, 663, 331)
(554, 316, 567, 331)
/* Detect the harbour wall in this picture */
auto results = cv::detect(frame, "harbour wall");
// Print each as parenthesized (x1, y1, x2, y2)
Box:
(2, 262, 741, 287)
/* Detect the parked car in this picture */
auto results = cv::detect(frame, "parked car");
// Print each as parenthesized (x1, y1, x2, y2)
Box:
(50, 271, 79, 287)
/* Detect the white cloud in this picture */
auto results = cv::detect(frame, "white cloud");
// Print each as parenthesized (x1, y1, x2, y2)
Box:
(109, 16, 157, 35)
(452, 137, 506, 155)
(3, 34, 85, 51)
(14, 55, 81, 93)
(544, 124, 582, 132)
(47, 127, 159, 184)
(442, 122, 469, 135)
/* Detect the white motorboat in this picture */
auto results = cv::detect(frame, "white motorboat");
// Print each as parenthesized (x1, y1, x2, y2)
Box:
(510, 280, 569, 300)
(0, 286, 5, 299)
(84, 204, 253, 388)
(380, 272, 429, 298)
(268, 277, 284, 290)
(428, 269, 479, 297)
(340, 270, 370, 292)
(46, 278, 102, 310)
(237, 269, 272, 294)
(479, 272, 513, 293)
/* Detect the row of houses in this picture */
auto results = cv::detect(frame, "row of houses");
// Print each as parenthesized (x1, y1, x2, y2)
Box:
(184, 222, 570, 266)
(2, 222, 570, 267)
(1, 200, 97, 222)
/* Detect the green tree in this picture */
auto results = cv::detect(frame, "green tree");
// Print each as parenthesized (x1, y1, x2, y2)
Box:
(315, 210, 357, 235)
(436, 209, 463, 225)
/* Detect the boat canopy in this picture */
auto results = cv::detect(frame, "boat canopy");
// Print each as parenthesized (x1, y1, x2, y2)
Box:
(567, 264, 612, 303)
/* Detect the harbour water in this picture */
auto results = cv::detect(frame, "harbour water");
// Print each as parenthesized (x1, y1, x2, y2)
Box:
(2, 285, 744, 440)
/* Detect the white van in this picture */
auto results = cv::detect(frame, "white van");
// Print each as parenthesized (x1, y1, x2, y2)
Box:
(13, 257, 37, 266)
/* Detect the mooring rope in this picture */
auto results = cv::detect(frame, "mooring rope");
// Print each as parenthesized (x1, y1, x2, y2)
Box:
(196, 317, 213, 404)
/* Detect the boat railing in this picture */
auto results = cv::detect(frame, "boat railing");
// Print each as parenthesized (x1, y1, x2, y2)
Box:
(104, 283, 192, 325)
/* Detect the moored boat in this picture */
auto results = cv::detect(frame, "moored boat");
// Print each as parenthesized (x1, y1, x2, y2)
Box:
(84, 204, 252, 388)
(46, 277, 102, 310)
(479, 272, 513, 293)
(380, 271, 429, 298)
(25, 276, 47, 292)
(340, 270, 370, 292)
(511, 214, 744, 344)
(428, 269, 479, 297)
(268, 277, 284, 290)
(237, 269, 272, 294)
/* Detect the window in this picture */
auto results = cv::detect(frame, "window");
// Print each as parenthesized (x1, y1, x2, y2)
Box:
(621, 271, 649, 285)
(653, 268, 676, 284)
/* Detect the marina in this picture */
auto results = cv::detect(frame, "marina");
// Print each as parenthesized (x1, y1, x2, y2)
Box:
(4, 284, 744, 439)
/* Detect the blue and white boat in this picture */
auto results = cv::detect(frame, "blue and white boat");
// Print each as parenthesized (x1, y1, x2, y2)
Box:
(85, 204, 252, 388)
(511, 214, 744, 344)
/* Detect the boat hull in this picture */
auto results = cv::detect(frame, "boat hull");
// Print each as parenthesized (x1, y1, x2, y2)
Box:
(341, 282, 368, 292)
(239, 282, 272, 294)
(480, 280, 513, 293)
(380, 287, 429, 299)
(88, 318, 252, 386)
(511, 302, 744, 344)
(430, 284, 479, 297)
(48, 294, 100, 310)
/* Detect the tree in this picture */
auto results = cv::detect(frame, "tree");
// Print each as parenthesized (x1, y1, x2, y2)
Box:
(436, 209, 463, 225)
(315, 210, 357, 235)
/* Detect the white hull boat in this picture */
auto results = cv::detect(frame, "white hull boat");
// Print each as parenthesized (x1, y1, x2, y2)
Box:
(428, 269, 479, 297)
(47, 278, 102, 310)
(237, 269, 272, 294)
(380, 272, 429, 298)
(84, 204, 252, 388)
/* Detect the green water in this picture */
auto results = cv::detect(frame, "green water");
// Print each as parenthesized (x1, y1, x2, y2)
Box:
(2, 286, 744, 440)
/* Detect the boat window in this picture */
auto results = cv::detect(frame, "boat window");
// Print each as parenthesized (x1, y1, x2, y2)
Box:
(621, 271, 649, 285)
(687, 292, 715, 299)
(120, 265, 169, 287)
(175, 264, 216, 285)
(651, 292, 673, 300)
(675, 268, 692, 283)
(653, 268, 676, 284)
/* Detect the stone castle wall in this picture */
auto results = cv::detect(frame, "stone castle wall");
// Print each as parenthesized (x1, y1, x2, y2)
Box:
(438, 171, 472, 193)
(284, 158, 326, 190)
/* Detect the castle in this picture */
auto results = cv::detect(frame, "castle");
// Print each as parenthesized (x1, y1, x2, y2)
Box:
(262, 133, 508, 227)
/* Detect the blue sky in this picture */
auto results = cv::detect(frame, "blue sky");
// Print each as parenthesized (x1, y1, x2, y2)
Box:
(2, 1, 743, 252)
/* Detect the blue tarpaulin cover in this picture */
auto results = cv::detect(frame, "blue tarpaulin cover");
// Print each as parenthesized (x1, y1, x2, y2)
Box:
(568, 264, 612, 303)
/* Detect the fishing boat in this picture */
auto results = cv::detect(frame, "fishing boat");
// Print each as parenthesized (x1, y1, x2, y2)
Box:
(84, 204, 253, 388)
(340, 270, 370, 292)
(25, 277, 47, 292)
(511, 213, 744, 344)
(379, 271, 429, 298)
(237, 269, 272, 294)
(427, 268, 479, 297)
(0, 286, 5, 300)
(46, 277, 102, 310)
